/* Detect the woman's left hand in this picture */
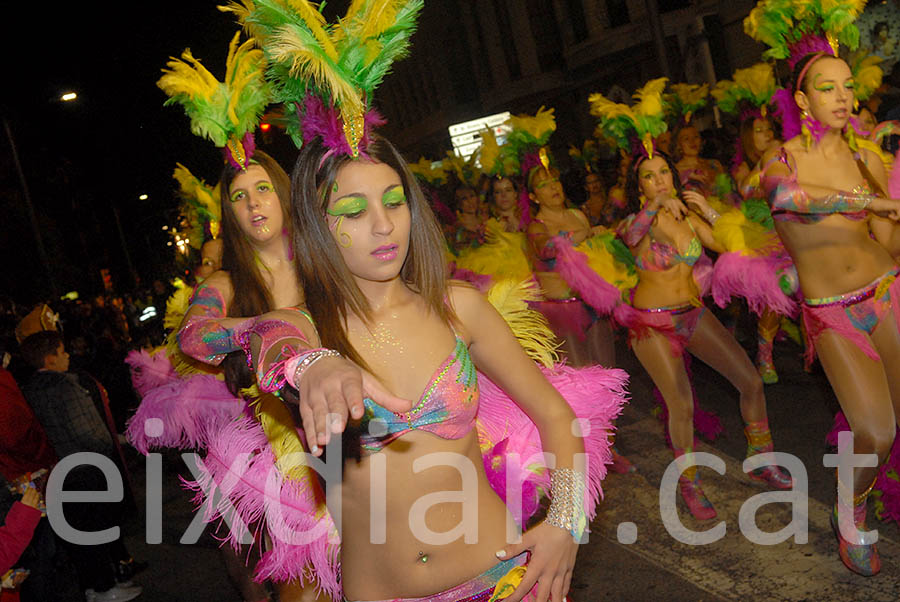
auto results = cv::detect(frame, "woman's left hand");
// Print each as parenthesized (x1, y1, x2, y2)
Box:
(682, 189, 710, 213)
(494, 522, 579, 602)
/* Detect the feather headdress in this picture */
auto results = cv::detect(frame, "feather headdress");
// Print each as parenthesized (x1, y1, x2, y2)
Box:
(665, 83, 709, 125)
(848, 50, 883, 103)
(158, 32, 270, 170)
(442, 151, 482, 189)
(744, 0, 868, 67)
(569, 140, 600, 174)
(502, 106, 558, 183)
(408, 157, 448, 188)
(478, 128, 520, 178)
(173, 164, 221, 248)
(590, 78, 668, 161)
(711, 63, 777, 118)
(221, 0, 423, 156)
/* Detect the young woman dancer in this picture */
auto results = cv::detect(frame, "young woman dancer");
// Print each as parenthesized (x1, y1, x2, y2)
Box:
(745, 0, 900, 576)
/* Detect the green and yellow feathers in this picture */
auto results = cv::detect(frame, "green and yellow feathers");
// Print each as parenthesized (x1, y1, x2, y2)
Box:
(220, 0, 423, 148)
(590, 78, 668, 158)
(848, 50, 883, 102)
(666, 82, 709, 124)
(158, 32, 270, 151)
(712, 63, 777, 115)
(173, 164, 221, 248)
(744, 0, 868, 60)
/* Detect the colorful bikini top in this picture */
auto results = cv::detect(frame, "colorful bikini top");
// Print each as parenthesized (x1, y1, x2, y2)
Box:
(633, 219, 702, 272)
(762, 148, 870, 225)
(358, 334, 479, 456)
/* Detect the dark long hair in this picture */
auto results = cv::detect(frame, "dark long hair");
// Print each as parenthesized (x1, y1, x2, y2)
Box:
(218, 151, 292, 318)
(624, 151, 684, 216)
(290, 135, 452, 372)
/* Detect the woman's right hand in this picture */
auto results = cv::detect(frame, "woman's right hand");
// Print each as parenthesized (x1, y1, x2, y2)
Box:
(295, 356, 412, 455)
(870, 197, 900, 221)
(20, 487, 41, 510)
(656, 194, 688, 220)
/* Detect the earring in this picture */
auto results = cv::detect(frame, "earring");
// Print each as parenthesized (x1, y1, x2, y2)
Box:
(639, 194, 647, 208)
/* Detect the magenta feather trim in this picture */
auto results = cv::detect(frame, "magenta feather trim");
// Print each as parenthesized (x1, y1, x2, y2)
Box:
(184, 415, 341, 598)
(125, 375, 244, 455)
(125, 349, 179, 397)
(430, 190, 456, 226)
(711, 252, 799, 317)
(890, 151, 900, 199)
(476, 364, 629, 525)
(450, 267, 494, 292)
(551, 236, 622, 315)
(773, 88, 802, 140)
(528, 299, 593, 341)
(223, 132, 257, 171)
(518, 188, 533, 230)
(826, 411, 900, 524)
(301, 95, 385, 157)
(651, 354, 723, 443)
(788, 38, 832, 70)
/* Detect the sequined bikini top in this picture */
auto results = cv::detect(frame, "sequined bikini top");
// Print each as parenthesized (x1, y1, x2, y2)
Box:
(633, 220, 702, 272)
(358, 334, 479, 456)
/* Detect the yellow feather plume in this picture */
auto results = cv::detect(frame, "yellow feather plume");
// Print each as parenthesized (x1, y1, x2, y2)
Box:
(286, 0, 338, 60)
(507, 106, 556, 142)
(158, 49, 220, 102)
(734, 63, 775, 100)
(358, 0, 407, 42)
(478, 128, 501, 174)
(588, 93, 635, 121)
(633, 77, 668, 117)
(255, 393, 313, 482)
(486, 279, 559, 369)
(670, 83, 709, 107)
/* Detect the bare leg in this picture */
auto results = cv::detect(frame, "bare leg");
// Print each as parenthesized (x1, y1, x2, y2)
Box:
(685, 311, 766, 424)
(631, 331, 694, 449)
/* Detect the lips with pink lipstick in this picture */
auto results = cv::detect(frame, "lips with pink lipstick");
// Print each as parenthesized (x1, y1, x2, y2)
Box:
(833, 108, 849, 120)
(372, 243, 399, 261)
(251, 214, 268, 228)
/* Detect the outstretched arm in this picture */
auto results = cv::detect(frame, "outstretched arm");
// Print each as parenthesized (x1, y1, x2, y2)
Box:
(176, 272, 249, 364)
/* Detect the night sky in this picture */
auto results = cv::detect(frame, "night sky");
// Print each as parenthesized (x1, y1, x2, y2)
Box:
(3, 3, 321, 303)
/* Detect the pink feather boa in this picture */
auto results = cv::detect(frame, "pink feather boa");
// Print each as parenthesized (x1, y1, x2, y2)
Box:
(826, 411, 900, 525)
(550, 236, 623, 316)
(711, 251, 799, 317)
(124, 373, 245, 455)
(890, 150, 900, 199)
(124, 349, 179, 397)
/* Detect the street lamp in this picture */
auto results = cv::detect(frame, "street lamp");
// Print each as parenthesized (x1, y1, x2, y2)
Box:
(139, 193, 148, 200)
(60, 92, 78, 102)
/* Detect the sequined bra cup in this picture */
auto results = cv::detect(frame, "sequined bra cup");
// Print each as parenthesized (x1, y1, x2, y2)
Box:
(633, 221, 702, 272)
(359, 335, 479, 455)
(764, 148, 869, 225)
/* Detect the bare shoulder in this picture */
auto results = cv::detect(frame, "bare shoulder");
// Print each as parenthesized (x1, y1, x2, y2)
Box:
(199, 270, 234, 294)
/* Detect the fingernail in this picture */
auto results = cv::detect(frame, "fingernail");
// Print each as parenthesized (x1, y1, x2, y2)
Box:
(495, 550, 507, 558)
(309, 444, 319, 454)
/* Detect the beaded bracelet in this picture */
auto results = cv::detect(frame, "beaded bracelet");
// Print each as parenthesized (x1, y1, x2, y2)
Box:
(285, 348, 342, 390)
(545, 467, 587, 542)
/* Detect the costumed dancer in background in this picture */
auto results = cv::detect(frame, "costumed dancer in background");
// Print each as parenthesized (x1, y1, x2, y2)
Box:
(668, 83, 731, 203)
(172, 163, 225, 281)
(515, 108, 628, 370)
(129, 31, 321, 602)
(590, 80, 793, 520)
(200, 2, 629, 601)
(569, 140, 614, 228)
(745, 0, 900, 576)
(444, 152, 487, 254)
(711, 62, 800, 384)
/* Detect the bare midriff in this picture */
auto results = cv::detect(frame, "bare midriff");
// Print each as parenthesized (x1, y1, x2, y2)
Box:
(339, 429, 511, 601)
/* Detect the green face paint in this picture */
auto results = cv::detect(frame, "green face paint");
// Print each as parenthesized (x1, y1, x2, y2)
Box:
(327, 196, 368, 217)
(382, 185, 407, 207)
